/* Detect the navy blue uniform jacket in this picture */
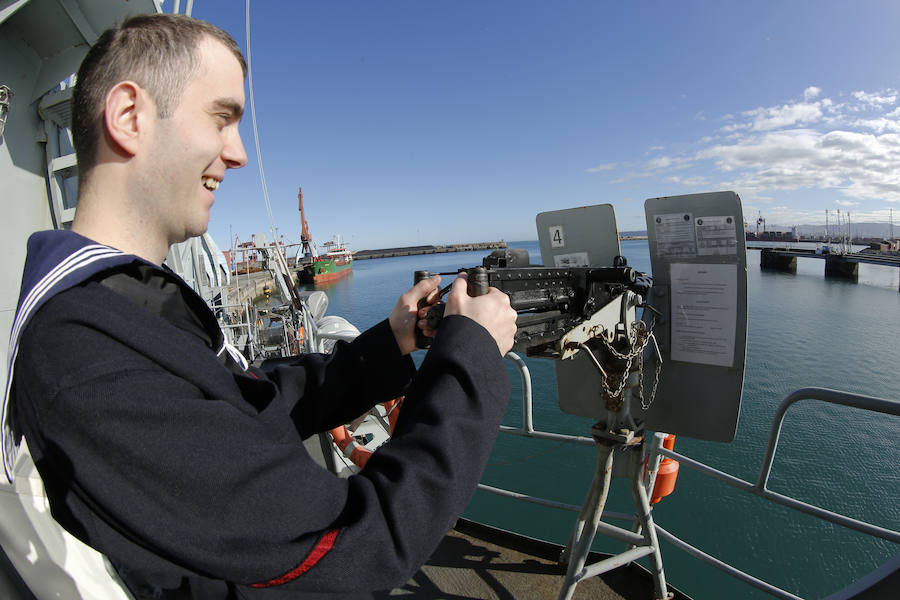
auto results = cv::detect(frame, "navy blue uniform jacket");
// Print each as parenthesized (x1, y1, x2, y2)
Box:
(9, 230, 511, 598)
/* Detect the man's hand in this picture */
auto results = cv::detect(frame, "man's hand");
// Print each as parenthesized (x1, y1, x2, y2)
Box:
(389, 275, 441, 355)
(444, 275, 517, 356)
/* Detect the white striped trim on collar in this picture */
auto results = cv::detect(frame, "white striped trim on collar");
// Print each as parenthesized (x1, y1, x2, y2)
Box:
(2, 244, 125, 482)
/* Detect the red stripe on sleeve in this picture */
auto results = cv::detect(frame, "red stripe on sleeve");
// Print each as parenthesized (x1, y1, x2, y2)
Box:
(250, 529, 340, 588)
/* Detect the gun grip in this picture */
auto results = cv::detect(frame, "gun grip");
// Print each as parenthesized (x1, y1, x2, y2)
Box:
(467, 267, 489, 297)
(414, 270, 434, 349)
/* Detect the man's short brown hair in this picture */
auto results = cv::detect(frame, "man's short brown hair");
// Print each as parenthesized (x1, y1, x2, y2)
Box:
(71, 13, 246, 183)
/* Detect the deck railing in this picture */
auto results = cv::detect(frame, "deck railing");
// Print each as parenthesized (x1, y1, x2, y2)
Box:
(477, 353, 900, 600)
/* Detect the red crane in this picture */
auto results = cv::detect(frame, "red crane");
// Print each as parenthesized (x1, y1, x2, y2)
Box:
(298, 186, 314, 263)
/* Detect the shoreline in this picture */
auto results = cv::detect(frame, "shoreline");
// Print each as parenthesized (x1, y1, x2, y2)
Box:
(354, 236, 650, 260)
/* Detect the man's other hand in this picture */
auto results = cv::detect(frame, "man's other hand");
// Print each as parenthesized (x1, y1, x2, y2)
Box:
(390, 275, 441, 355)
(444, 275, 516, 356)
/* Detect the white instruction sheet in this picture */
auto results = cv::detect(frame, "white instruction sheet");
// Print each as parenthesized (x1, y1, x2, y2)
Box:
(670, 263, 737, 367)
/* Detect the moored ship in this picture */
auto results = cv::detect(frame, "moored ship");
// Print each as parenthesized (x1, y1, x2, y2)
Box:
(298, 236, 353, 284)
(295, 186, 353, 284)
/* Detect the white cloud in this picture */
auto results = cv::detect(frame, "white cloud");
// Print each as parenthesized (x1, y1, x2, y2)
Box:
(644, 155, 694, 173)
(720, 122, 751, 134)
(619, 88, 900, 207)
(585, 162, 618, 173)
(647, 156, 673, 170)
(851, 118, 900, 134)
(852, 90, 897, 107)
(744, 102, 824, 131)
(666, 175, 709, 186)
(835, 199, 858, 206)
(803, 86, 822, 101)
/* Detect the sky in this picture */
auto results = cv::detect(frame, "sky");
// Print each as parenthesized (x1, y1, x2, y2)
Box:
(181, 1, 900, 250)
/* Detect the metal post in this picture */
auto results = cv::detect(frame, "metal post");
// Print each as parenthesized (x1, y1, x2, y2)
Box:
(557, 442, 615, 600)
(628, 448, 670, 599)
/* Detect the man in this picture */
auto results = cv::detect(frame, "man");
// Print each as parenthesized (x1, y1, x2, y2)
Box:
(4, 13, 516, 599)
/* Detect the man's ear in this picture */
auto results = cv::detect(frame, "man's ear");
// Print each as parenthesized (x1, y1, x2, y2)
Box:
(103, 81, 152, 157)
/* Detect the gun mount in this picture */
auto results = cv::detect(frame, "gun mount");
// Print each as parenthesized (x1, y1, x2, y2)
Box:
(415, 249, 653, 361)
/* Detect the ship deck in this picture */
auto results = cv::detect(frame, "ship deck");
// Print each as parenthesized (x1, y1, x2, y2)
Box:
(379, 518, 690, 600)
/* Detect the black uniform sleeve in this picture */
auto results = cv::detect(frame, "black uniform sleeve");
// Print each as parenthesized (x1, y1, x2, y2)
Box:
(266, 319, 415, 437)
(13, 284, 510, 596)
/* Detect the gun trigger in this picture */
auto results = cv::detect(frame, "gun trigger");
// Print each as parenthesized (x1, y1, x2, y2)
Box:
(641, 303, 662, 318)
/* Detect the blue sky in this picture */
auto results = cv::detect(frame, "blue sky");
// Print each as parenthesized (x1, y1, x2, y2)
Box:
(184, 1, 900, 250)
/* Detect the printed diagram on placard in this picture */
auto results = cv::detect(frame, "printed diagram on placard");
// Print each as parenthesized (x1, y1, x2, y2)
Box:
(695, 216, 738, 256)
(653, 213, 696, 257)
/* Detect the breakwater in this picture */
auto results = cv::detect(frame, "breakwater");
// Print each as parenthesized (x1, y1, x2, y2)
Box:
(354, 241, 507, 260)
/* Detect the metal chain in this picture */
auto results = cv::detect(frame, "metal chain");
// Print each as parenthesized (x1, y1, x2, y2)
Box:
(640, 332, 662, 411)
(580, 321, 662, 410)
(602, 356, 633, 404)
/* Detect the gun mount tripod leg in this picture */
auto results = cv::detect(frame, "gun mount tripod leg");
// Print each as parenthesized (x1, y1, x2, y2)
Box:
(628, 445, 671, 600)
(556, 433, 672, 600)
(557, 441, 615, 600)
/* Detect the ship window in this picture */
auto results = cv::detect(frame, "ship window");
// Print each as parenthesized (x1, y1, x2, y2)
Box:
(61, 171, 78, 210)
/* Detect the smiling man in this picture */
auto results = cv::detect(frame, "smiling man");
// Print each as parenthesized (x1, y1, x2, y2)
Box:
(3, 12, 517, 600)
(70, 20, 248, 263)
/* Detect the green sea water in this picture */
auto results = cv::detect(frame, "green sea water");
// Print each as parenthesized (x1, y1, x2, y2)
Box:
(299, 239, 899, 599)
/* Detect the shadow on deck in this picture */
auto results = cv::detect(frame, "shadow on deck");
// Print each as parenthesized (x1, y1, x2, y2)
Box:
(378, 519, 690, 600)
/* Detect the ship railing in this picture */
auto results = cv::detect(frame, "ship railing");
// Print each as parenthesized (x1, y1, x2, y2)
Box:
(308, 337, 900, 598)
(480, 354, 900, 600)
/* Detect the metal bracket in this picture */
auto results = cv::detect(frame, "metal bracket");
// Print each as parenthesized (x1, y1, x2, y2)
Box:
(558, 294, 623, 360)
(0, 85, 12, 139)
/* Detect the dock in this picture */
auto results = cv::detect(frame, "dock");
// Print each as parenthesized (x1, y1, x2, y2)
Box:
(748, 245, 900, 290)
(354, 241, 508, 260)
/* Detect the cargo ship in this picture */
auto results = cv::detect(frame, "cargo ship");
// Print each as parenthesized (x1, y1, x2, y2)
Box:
(298, 236, 354, 284)
(295, 187, 353, 284)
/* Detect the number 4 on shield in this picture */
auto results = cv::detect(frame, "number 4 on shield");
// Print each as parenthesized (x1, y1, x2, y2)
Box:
(550, 225, 565, 248)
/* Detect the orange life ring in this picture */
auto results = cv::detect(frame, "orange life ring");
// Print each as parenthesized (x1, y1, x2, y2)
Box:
(328, 397, 404, 469)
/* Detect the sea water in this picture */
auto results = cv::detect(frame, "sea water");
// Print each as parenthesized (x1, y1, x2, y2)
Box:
(299, 240, 899, 599)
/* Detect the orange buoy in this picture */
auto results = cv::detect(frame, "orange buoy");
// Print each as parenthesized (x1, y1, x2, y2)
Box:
(650, 434, 679, 504)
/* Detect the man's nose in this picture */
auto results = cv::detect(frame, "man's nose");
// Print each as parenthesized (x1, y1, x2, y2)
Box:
(223, 128, 248, 169)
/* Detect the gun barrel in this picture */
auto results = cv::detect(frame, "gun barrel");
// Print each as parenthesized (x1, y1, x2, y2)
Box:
(586, 267, 636, 284)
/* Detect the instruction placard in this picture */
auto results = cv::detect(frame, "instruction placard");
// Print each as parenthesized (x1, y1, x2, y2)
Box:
(696, 216, 738, 256)
(670, 263, 737, 368)
(653, 213, 696, 257)
(553, 252, 589, 267)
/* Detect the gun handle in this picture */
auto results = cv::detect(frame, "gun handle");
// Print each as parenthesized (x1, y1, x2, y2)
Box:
(467, 267, 489, 297)
(414, 270, 433, 349)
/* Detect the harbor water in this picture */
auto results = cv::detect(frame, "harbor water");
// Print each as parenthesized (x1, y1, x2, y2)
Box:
(299, 239, 899, 599)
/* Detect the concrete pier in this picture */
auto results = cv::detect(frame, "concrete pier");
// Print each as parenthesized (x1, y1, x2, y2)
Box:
(354, 241, 507, 260)
(226, 271, 282, 306)
(760, 249, 797, 273)
(751, 246, 899, 289)
(825, 256, 859, 281)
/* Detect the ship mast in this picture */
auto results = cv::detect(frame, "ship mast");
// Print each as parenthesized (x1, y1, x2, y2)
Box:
(298, 186, 315, 262)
